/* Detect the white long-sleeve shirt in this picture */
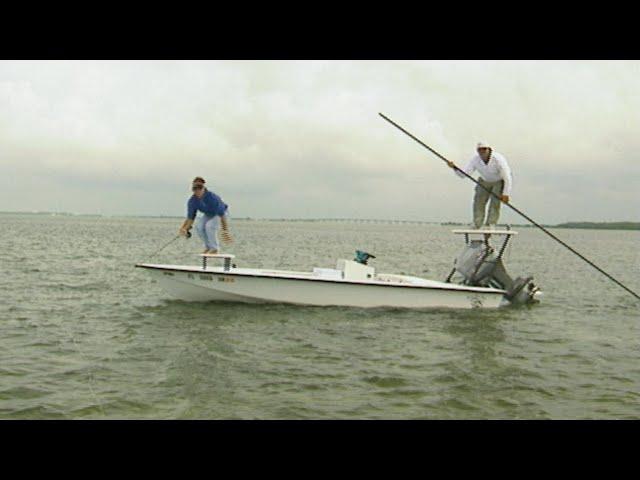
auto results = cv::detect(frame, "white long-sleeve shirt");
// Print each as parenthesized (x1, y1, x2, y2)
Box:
(455, 151, 513, 196)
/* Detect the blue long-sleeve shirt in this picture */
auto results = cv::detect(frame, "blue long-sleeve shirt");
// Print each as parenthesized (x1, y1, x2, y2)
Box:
(187, 189, 228, 220)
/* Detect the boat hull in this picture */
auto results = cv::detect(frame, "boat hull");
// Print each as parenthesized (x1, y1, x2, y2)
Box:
(137, 264, 507, 309)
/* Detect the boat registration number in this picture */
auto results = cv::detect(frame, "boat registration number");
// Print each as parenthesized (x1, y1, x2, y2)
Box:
(218, 277, 235, 283)
(468, 295, 484, 308)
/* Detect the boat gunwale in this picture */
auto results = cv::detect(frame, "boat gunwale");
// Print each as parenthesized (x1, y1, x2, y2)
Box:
(135, 263, 507, 295)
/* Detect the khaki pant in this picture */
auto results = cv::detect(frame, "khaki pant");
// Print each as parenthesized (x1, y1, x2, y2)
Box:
(473, 179, 504, 228)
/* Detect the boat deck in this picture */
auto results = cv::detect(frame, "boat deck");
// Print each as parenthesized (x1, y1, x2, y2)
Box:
(135, 263, 507, 294)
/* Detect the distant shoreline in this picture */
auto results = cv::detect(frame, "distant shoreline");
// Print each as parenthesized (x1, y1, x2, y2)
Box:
(1, 211, 638, 230)
(553, 222, 640, 231)
(441, 221, 640, 231)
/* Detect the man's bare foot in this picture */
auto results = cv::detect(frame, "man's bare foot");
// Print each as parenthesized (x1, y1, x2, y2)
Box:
(208, 249, 218, 254)
(203, 248, 211, 254)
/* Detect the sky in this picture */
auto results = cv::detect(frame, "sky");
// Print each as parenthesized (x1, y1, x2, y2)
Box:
(1, 60, 638, 223)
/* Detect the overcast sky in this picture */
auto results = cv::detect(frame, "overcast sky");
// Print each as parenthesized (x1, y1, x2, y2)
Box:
(1, 60, 638, 223)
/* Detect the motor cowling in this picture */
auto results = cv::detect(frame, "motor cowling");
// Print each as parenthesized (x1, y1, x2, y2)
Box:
(452, 240, 496, 286)
(450, 240, 540, 304)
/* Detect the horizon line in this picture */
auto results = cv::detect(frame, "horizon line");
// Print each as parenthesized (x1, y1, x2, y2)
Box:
(1, 211, 639, 226)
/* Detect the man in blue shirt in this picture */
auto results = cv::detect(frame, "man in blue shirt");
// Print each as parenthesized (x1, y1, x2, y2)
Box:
(178, 177, 232, 253)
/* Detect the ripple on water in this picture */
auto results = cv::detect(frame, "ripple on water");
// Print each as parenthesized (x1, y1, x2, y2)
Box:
(0, 386, 49, 401)
(2, 406, 68, 419)
(2, 216, 639, 419)
(362, 376, 409, 388)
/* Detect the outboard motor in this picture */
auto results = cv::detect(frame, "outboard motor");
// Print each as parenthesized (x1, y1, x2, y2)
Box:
(446, 229, 541, 305)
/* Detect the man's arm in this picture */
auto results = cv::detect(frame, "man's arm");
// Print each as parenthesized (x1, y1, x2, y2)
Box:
(179, 218, 194, 236)
(447, 157, 476, 179)
(179, 199, 196, 235)
(496, 154, 513, 202)
(220, 210, 233, 244)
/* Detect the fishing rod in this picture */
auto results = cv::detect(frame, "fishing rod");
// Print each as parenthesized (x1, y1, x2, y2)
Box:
(149, 229, 192, 259)
(379, 112, 640, 301)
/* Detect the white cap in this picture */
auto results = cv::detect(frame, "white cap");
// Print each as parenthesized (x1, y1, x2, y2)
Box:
(477, 141, 491, 149)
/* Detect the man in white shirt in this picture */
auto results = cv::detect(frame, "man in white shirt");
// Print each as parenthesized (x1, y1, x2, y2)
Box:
(447, 142, 513, 229)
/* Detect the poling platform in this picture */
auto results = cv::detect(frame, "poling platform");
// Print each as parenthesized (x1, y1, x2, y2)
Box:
(452, 229, 518, 236)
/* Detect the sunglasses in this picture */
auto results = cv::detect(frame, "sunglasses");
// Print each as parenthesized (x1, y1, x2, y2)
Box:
(192, 185, 204, 191)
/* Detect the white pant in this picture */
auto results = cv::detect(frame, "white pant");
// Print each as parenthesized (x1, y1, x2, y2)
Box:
(196, 213, 227, 250)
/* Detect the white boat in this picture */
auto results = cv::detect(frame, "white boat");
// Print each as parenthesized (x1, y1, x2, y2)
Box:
(136, 228, 542, 309)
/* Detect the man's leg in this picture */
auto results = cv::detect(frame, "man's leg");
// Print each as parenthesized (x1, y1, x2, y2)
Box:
(473, 180, 491, 228)
(195, 216, 209, 251)
(203, 215, 221, 253)
(486, 180, 505, 226)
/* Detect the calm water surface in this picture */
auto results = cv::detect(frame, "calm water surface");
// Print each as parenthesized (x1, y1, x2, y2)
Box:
(1, 214, 638, 419)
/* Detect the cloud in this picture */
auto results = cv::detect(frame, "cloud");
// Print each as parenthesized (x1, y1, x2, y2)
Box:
(0, 60, 638, 221)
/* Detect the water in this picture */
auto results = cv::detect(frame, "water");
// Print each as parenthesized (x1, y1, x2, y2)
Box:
(1, 214, 638, 419)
